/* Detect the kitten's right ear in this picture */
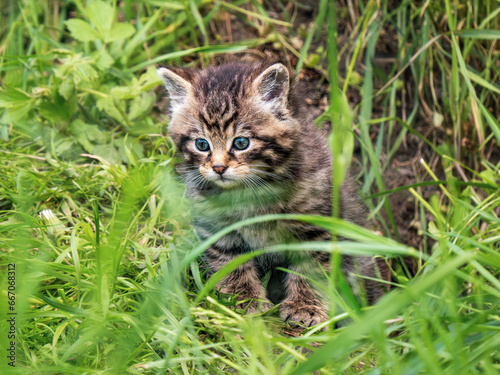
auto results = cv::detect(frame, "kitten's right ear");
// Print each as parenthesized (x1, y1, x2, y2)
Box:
(252, 63, 290, 115)
(157, 67, 192, 111)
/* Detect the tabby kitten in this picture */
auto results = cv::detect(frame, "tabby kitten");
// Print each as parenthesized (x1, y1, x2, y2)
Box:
(157, 62, 383, 326)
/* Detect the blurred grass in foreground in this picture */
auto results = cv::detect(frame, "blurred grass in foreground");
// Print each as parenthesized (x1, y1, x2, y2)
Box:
(1, 0, 499, 373)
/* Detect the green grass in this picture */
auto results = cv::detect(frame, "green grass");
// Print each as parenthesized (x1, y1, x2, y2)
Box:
(1, 0, 499, 373)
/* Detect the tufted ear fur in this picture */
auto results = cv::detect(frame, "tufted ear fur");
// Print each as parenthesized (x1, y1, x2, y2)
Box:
(252, 63, 290, 116)
(157, 67, 193, 112)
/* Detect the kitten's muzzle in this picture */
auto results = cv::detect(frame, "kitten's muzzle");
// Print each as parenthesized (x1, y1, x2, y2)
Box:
(213, 165, 228, 175)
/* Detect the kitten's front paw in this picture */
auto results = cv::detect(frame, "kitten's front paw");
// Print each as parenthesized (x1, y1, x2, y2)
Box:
(280, 301, 328, 327)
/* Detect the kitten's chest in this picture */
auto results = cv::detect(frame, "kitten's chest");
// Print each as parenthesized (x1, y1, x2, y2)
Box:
(190, 183, 297, 249)
(199, 218, 290, 250)
(192, 197, 291, 249)
(238, 221, 291, 249)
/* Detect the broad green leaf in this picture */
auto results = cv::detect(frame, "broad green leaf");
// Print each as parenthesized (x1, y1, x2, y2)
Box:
(65, 19, 101, 42)
(70, 120, 94, 153)
(55, 139, 75, 154)
(93, 143, 121, 164)
(97, 95, 127, 123)
(95, 49, 115, 70)
(0, 124, 8, 140)
(39, 100, 72, 123)
(69, 120, 106, 153)
(85, 125, 107, 143)
(479, 168, 498, 186)
(87, 1, 114, 35)
(58, 78, 75, 100)
(54, 53, 98, 83)
(0, 102, 34, 122)
(0, 86, 32, 107)
(106, 23, 135, 43)
(129, 93, 155, 121)
(111, 85, 136, 100)
(73, 62, 99, 82)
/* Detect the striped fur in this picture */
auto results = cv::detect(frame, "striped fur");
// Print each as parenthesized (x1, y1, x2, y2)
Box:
(158, 62, 385, 326)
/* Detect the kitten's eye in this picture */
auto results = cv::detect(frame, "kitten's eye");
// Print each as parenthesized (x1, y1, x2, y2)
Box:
(233, 137, 250, 150)
(195, 139, 210, 152)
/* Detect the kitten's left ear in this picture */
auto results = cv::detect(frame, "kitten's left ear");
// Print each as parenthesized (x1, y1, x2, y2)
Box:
(157, 67, 193, 112)
(253, 63, 290, 115)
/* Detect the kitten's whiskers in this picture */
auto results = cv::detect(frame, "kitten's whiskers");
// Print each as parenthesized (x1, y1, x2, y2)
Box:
(244, 172, 281, 202)
(183, 168, 209, 190)
(248, 165, 290, 182)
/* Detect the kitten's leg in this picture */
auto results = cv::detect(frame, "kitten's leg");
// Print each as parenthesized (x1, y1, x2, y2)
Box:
(280, 262, 328, 326)
(344, 256, 389, 304)
(205, 246, 272, 313)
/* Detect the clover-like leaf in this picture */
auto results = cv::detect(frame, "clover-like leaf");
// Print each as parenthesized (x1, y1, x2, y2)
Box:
(106, 23, 135, 43)
(65, 19, 101, 42)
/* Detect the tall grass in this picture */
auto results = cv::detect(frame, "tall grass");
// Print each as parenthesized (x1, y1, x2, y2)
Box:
(1, 0, 499, 374)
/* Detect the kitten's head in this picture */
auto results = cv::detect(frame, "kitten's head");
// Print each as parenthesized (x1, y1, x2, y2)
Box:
(157, 62, 299, 191)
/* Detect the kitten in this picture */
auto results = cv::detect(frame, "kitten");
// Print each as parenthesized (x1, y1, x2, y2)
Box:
(157, 61, 384, 326)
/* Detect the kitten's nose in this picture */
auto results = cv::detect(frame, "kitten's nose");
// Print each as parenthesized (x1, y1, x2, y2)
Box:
(213, 165, 227, 175)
